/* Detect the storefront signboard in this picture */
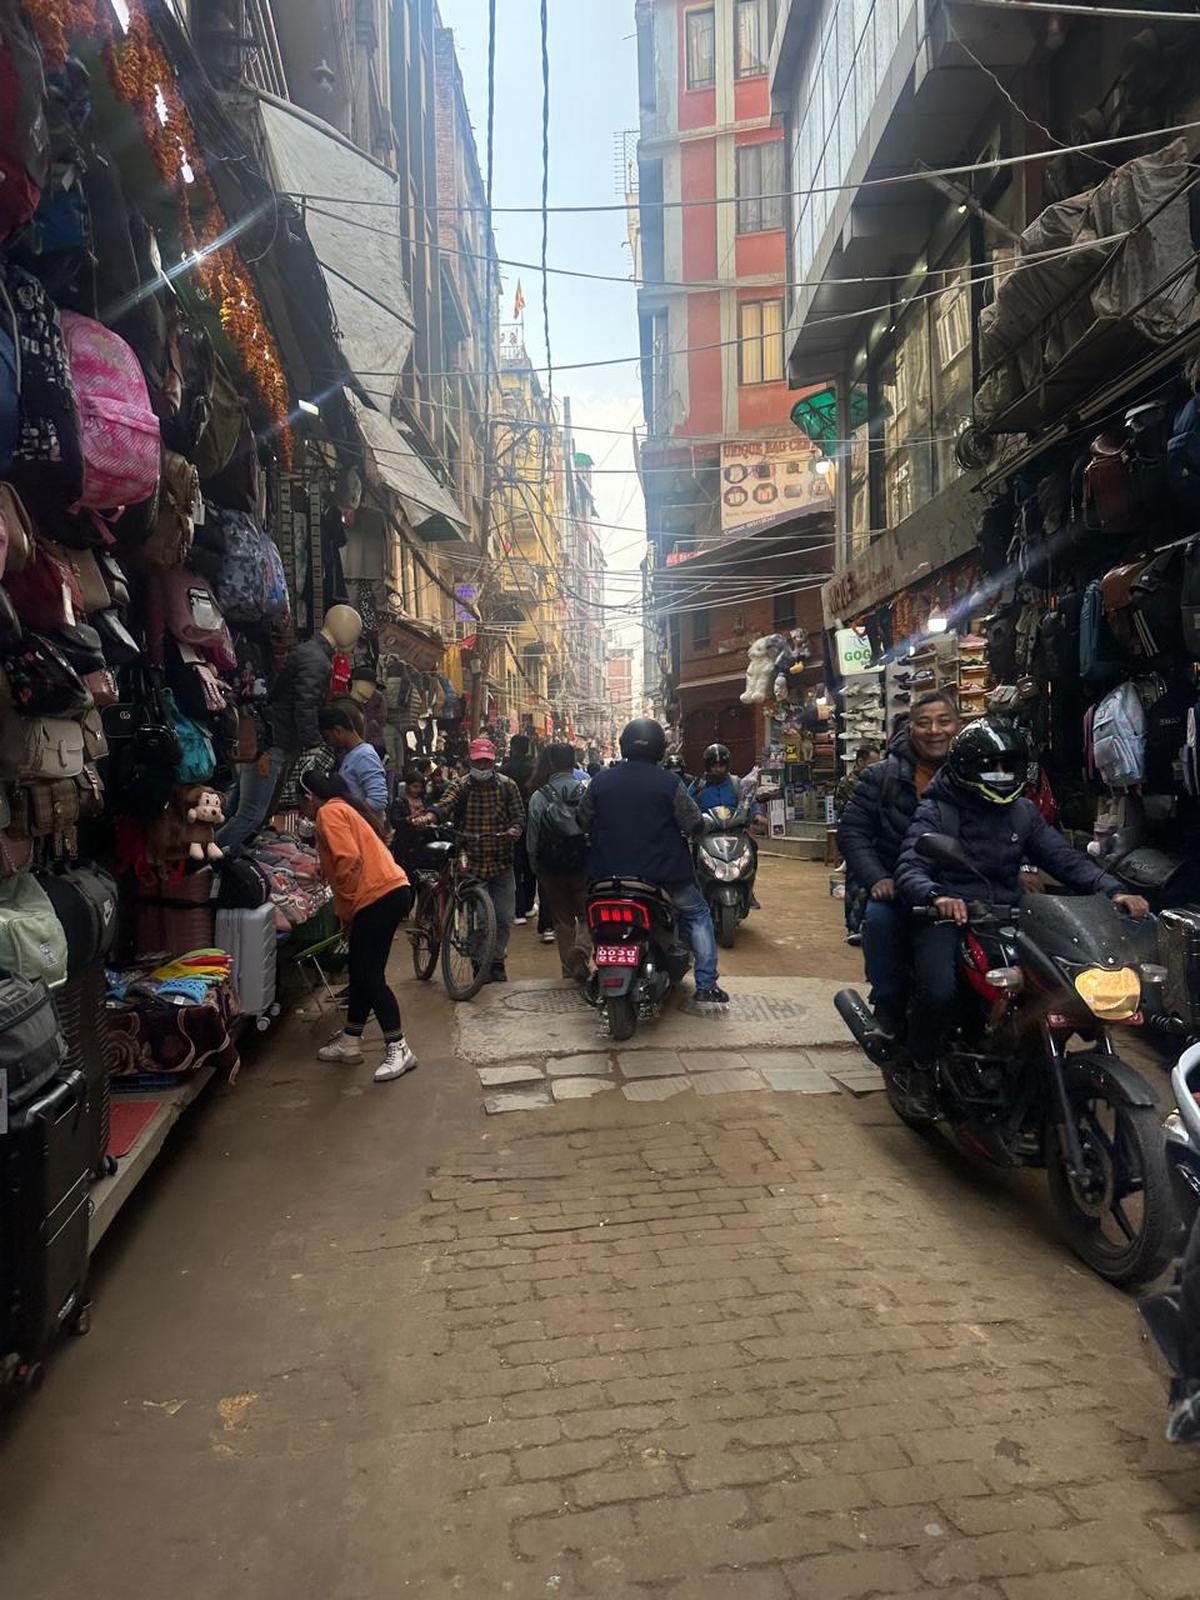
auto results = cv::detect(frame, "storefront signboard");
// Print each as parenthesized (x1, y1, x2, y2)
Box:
(768, 799, 787, 838)
(720, 437, 832, 533)
(834, 626, 873, 677)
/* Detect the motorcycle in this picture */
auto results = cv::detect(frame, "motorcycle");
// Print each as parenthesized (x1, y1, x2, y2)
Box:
(1139, 1040, 1200, 1442)
(695, 805, 758, 950)
(585, 876, 692, 1041)
(835, 832, 1174, 1287)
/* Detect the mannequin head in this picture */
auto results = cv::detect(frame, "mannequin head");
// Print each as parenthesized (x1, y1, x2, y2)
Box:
(321, 604, 363, 652)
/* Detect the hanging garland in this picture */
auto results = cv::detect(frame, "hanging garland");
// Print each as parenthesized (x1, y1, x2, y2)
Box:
(22, 0, 293, 464)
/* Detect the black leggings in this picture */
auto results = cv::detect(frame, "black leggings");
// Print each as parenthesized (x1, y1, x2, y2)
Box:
(345, 886, 413, 1038)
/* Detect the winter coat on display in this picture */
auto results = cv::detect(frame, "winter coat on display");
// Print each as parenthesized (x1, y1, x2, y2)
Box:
(267, 633, 334, 753)
(895, 771, 1122, 909)
(836, 737, 922, 890)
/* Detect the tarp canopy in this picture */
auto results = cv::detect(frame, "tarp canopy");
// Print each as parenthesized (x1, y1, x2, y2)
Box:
(345, 390, 467, 541)
(790, 387, 871, 447)
(257, 93, 414, 395)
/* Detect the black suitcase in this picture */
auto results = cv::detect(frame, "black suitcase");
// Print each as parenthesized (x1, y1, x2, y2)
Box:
(52, 962, 117, 1178)
(0, 1069, 91, 1387)
(1158, 906, 1200, 1032)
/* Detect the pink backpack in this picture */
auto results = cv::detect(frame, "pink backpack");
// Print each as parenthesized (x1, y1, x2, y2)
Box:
(59, 311, 160, 511)
(147, 566, 236, 669)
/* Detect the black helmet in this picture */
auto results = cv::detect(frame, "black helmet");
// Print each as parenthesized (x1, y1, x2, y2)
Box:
(946, 718, 1029, 806)
(619, 718, 667, 762)
(702, 743, 731, 769)
(663, 753, 686, 774)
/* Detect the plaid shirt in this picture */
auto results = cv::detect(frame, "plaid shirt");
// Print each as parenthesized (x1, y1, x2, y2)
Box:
(432, 773, 525, 878)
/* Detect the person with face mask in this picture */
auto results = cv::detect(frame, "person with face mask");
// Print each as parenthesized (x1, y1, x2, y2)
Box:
(688, 744, 740, 815)
(420, 737, 525, 983)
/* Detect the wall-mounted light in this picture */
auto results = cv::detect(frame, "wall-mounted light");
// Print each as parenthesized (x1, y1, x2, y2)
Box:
(298, 398, 321, 418)
(109, 0, 130, 31)
(927, 613, 949, 634)
(813, 458, 832, 477)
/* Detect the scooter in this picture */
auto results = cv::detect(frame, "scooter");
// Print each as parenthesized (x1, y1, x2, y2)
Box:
(585, 876, 691, 1041)
(1139, 1040, 1200, 1442)
(694, 805, 758, 949)
(835, 832, 1174, 1287)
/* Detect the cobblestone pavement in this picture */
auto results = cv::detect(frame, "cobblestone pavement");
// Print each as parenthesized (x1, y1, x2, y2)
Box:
(1, 856, 1196, 1598)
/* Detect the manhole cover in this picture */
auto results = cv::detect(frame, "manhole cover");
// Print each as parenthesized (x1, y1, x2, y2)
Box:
(503, 990, 594, 1014)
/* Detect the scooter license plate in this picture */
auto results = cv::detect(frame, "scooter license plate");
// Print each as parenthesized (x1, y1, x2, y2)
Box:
(595, 945, 639, 966)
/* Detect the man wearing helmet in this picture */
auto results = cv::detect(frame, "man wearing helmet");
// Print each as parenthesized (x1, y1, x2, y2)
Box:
(579, 719, 729, 1005)
(663, 752, 693, 787)
(896, 717, 1148, 1078)
(689, 744, 740, 815)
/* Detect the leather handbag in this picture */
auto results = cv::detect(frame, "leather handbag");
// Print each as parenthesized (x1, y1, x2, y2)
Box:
(44, 540, 109, 615)
(0, 584, 21, 650)
(142, 449, 198, 568)
(0, 482, 34, 577)
(0, 716, 86, 782)
(8, 777, 81, 841)
(91, 607, 141, 665)
(47, 620, 105, 676)
(2, 633, 92, 716)
(2, 536, 84, 629)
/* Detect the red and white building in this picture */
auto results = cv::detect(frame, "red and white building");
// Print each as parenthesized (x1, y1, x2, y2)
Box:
(633, 0, 828, 772)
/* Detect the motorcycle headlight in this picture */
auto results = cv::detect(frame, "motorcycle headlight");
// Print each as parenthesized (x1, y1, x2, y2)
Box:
(710, 858, 743, 881)
(1073, 965, 1141, 1021)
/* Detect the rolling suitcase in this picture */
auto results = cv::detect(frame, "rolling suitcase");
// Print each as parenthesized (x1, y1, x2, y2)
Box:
(215, 902, 278, 1025)
(53, 961, 118, 1177)
(0, 1069, 91, 1387)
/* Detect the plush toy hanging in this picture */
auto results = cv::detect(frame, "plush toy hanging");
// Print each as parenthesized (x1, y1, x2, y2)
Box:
(741, 635, 784, 704)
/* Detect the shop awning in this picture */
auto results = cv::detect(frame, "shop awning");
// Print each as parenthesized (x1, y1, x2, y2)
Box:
(255, 93, 415, 395)
(345, 390, 467, 542)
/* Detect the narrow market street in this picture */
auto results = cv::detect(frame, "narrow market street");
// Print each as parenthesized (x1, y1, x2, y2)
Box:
(1, 854, 1195, 1600)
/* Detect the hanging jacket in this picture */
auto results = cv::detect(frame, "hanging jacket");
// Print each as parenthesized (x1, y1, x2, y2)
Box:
(267, 633, 334, 752)
(836, 736, 922, 889)
(896, 770, 1122, 908)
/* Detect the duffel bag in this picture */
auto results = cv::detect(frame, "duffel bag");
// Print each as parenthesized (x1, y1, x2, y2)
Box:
(216, 852, 273, 910)
(0, 968, 65, 1109)
(37, 861, 118, 974)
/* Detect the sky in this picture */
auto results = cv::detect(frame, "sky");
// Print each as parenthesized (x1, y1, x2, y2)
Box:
(436, 0, 647, 663)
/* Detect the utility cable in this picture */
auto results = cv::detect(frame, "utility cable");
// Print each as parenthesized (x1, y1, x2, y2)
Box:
(539, 0, 553, 406)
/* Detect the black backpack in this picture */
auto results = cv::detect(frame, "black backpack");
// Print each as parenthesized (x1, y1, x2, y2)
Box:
(536, 779, 587, 874)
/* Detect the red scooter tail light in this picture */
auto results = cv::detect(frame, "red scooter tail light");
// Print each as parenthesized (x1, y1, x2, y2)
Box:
(588, 900, 650, 931)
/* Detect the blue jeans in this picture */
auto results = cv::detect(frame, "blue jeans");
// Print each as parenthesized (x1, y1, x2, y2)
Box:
(484, 868, 516, 963)
(908, 922, 961, 1066)
(863, 897, 909, 1024)
(671, 881, 718, 990)
(217, 746, 286, 850)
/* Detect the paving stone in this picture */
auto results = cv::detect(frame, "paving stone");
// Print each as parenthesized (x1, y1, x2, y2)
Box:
(618, 1050, 686, 1079)
(483, 1087, 553, 1114)
(677, 1050, 751, 1073)
(805, 1046, 873, 1072)
(546, 1053, 614, 1078)
(551, 1078, 616, 1102)
(692, 1069, 768, 1096)
(829, 1066, 884, 1095)
(622, 1077, 692, 1103)
(758, 1064, 839, 1093)
(477, 1063, 545, 1088)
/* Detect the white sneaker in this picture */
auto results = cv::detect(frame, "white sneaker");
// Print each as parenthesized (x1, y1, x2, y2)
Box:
(540, 931, 556, 944)
(317, 1033, 363, 1063)
(375, 1039, 418, 1082)
(514, 916, 528, 926)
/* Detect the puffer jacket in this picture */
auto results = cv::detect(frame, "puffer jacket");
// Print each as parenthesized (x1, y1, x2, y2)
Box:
(896, 770, 1122, 908)
(267, 633, 334, 752)
(836, 736, 922, 889)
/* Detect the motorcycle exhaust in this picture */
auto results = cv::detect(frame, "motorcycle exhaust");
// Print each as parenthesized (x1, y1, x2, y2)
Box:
(834, 988, 896, 1065)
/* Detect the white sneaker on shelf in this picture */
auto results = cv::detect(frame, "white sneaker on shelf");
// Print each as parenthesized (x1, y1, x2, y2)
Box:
(375, 1039, 418, 1082)
(317, 1033, 364, 1063)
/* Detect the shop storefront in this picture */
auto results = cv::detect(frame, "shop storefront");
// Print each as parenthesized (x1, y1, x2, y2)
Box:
(0, 3, 465, 1387)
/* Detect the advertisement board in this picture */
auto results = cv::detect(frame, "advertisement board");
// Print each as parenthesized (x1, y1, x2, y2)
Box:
(720, 438, 832, 533)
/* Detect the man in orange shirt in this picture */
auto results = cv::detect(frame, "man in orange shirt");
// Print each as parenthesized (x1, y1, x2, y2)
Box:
(300, 771, 416, 1083)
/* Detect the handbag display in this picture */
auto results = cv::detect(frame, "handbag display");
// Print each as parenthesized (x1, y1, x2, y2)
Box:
(2, 634, 92, 717)
(0, 482, 34, 577)
(90, 607, 141, 665)
(163, 687, 215, 784)
(142, 449, 198, 567)
(8, 779, 80, 841)
(2, 536, 84, 629)
(0, 715, 85, 782)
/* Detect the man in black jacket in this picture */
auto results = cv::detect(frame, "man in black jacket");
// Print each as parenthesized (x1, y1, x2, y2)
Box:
(836, 691, 959, 1034)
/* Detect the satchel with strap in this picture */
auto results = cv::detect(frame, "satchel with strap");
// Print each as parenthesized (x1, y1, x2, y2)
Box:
(141, 449, 198, 567)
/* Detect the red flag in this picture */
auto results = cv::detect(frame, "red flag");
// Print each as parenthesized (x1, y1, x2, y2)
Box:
(513, 279, 526, 319)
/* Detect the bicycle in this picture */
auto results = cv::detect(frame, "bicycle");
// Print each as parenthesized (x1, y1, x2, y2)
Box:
(407, 828, 499, 1001)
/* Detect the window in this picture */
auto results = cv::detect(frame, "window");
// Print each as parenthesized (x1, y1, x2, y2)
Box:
(685, 7, 715, 90)
(881, 300, 932, 527)
(735, 0, 778, 78)
(738, 299, 784, 385)
(772, 591, 795, 630)
(736, 140, 784, 233)
(692, 608, 711, 649)
(931, 241, 973, 494)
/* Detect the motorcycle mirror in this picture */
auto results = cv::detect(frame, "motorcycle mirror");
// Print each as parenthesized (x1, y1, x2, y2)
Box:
(915, 832, 975, 873)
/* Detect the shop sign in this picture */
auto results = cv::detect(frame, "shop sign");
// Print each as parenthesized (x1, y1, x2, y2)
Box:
(720, 437, 831, 533)
(834, 626, 874, 678)
(454, 584, 477, 623)
(768, 799, 787, 838)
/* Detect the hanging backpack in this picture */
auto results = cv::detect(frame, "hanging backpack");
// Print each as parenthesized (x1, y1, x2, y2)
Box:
(59, 310, 160, 510)
(1168, 396, 1200, 516)
(3, 262, 84, 514)
(1083, 433, 1136, 533)
(1040, 593, 1082, 682)
(155, 566, 228, 654)
(1128, 546, 1185, 661)
(1091, 682, 1146, 789)
(1079, 579, 1123, 690)
(163, 689, 215, 785)
(213, 510, 271, 623)
(535, 779, 588, 875)
(1124, 399, 1173, 509)
(1143, 677, 1192, 791)
(0, 0, 51, 245)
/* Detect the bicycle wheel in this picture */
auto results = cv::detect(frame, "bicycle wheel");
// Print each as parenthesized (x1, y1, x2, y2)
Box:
(409, 882, 439, 981)
(441, 882, 498, 1001)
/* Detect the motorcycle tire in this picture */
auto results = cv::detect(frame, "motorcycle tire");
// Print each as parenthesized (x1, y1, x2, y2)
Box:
(1046, 1097, 1174, 1288)
(717, 902, 738, 950)
(606, 996, 637, 1042)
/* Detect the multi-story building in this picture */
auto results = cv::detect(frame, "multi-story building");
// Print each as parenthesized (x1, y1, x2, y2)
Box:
(561, 409, 609, 755)
(633, 0, 831, 768)
(606, 646, 638, 748)
(770, 0, 1200, 639)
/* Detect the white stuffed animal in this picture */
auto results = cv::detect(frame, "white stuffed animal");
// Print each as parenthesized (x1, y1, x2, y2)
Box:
(741, 635, 779, 704)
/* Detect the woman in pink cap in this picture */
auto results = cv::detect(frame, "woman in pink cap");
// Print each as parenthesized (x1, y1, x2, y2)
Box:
(421, 737, 526, 982)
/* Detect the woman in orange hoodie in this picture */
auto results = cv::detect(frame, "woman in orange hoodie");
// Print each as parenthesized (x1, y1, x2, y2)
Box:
(299, 770, 416, 1082)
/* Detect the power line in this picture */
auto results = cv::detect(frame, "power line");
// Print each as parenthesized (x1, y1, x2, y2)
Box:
(539, 0, 553, 407)
(281, 114, 1200, 217)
